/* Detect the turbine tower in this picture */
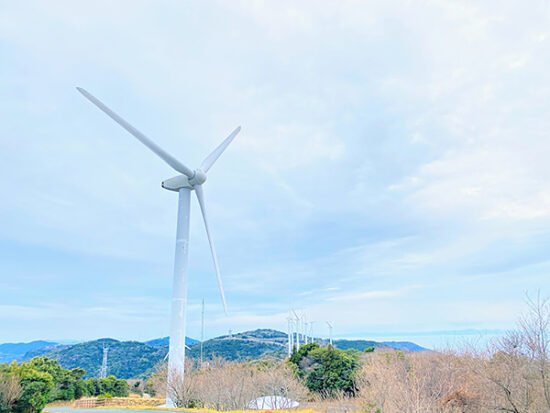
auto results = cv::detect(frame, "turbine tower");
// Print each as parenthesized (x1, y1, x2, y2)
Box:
(77, 88, 239, 407)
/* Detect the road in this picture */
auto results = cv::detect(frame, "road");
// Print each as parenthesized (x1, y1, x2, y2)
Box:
(45, 407, 172, 413)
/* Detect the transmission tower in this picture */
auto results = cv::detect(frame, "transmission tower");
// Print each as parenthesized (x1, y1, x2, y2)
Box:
(99, 344, 109, 378)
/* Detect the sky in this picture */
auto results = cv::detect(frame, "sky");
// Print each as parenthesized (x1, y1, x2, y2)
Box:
(1, 1, 550, 349)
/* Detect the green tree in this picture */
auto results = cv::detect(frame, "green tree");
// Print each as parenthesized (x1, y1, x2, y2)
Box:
(84, 376, 129, 397)
(14, 366, 54, 413)
(288, 343, 359, 395)
(21, 358, 86, 401)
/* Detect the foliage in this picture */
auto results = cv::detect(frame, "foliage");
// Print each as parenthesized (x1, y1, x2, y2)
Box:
(288, 343, 359, 396)
(0, 359, 55, 413)
(0, 357, 130, 412)
(84, 376, 130, 397)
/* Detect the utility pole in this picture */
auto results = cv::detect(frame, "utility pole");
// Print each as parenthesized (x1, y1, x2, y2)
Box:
(200, 298, 205, 368)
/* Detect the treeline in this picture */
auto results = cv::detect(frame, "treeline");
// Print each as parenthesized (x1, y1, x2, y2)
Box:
(145, 344, 367, 408)
(0, 357, 129, 413)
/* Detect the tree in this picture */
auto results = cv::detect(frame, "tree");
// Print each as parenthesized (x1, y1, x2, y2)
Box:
(0, 373, 21, 413)
(288, 343, 359, 395)
(84, 376, 129, 397)
(14, 366, 54, 413)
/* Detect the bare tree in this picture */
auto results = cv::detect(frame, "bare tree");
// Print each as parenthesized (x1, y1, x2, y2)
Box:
(0, 373, 21, 410)
(154, 358, 306, 410)
(356, 351, 469, 413)
(519, 293, 550, 409)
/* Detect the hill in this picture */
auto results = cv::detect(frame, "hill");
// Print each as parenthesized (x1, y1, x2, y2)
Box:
(189, 329, 287, 361)
(145, 336, 198, 347)
(333, 339, 390, 351)
(24, 338, 167, 379)
(0, 340, 57, 363)
(381, 341, 428, 352)
(6, 329, 427, 379)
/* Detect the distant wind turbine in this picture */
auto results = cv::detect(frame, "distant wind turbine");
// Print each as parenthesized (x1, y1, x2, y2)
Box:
(292, 310, 301, 349)
(77, 87, 240, 407)
(326, 321, 333, 346)
(286, 316, 294, 356)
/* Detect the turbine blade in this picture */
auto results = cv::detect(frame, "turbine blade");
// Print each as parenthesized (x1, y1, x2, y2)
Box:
(194, 184, 228, 314)
(200, 126, 241, 173)
(76, 87, 194, 178)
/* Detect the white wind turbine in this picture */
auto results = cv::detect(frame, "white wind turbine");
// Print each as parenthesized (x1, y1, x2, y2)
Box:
(292, 310, 301, 349)
(326, 321, 333, 346)
(77, 88, 240, 406)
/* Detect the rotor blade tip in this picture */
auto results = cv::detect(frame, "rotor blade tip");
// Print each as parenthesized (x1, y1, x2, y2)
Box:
(76, 87, 89, 97)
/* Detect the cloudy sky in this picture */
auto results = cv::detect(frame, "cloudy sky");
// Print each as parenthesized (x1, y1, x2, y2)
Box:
(1, 1, 549, 348)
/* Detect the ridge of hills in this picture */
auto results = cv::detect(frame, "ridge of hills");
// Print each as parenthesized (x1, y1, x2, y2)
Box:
(0, 329, 427, 379)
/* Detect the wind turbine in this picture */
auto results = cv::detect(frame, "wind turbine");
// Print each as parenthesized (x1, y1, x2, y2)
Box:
(326, 321, 333, 346)
(286, 315, 294, 356)
(308, 321, 315, 344)
(76, 87, 240, 406)
(302, 316, 309, 344)
(292, 310, 301, 349)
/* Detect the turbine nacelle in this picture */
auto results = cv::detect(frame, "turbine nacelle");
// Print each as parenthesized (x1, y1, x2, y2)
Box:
(161, 175, 192, 191)
(161, 169, 207, 192)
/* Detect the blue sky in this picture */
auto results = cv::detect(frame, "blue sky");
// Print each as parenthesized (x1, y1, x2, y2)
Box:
(1, 1, 549, 349)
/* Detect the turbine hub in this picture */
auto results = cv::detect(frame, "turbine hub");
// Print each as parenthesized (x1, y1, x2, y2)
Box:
(189, 169, 207, 186)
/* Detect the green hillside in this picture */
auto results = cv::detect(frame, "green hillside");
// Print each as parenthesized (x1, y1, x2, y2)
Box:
(333, 339, 384, 351)
(22, 330, 288, 379)
(188, 332, 286, 361)
(17, 329, 425, 379)
(25, 338, 167, 379)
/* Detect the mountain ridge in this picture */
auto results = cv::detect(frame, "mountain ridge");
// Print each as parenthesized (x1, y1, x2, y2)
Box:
(1, 329, 428, 379)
